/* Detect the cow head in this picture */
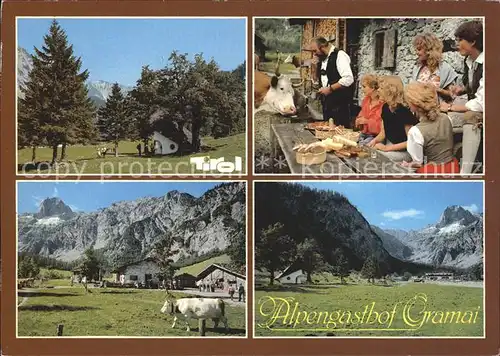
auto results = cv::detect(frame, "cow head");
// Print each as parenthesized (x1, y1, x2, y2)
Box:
(260, 51, 301, 116)
(161, 299, 176, 315)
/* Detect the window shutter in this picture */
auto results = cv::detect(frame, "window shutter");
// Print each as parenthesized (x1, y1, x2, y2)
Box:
(382, 29, 397, 68)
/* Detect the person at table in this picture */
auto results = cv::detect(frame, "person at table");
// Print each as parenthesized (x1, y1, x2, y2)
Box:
(309, 36, 355, 127)
(355, 74, 384, 145)
(411, 33, 458, 103)
(439, 20, 484, 174)
(367, 76, 418, 162)
(402, 82, 459, 173)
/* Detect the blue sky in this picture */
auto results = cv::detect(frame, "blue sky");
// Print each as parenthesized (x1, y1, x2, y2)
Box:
(17, 18, 246, 86)
(17, 181, 222, 213)
(299, 182, 483, 231)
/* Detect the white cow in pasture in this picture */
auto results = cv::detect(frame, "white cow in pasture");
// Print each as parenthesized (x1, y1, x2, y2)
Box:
(161, 297, 228, 332)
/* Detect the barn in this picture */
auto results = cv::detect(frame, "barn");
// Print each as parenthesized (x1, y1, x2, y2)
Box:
(174, 272, 197, 289)
(196, 264, 246, 291)
(111, 257, 161, 286)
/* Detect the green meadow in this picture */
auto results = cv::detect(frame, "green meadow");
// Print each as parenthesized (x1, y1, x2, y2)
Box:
(17, 134, 246, 175)
(254, 283, 483, 337)
(18, 287, 246, 337)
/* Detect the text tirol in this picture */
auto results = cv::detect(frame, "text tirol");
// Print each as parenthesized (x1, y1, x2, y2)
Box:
(257, 294, 481, 331)
(190, 156, 243, 173)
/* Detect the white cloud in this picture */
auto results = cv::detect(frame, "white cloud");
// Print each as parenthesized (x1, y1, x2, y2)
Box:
(52, 187, 59, 197)
(382, 209, 424, 220)
(380, 222, 386, 226)
(33, 195, 44, 208)
(462, 204, 479, 213)
(69, 204, 80, 212)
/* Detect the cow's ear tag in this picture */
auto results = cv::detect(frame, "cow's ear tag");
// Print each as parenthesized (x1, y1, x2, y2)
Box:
(271, 76, 279, 88)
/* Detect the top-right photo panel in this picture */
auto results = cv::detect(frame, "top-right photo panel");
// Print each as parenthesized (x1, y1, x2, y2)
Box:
(253, 17, 484, 176)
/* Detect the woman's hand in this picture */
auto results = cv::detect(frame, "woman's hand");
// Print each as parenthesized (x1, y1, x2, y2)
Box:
(367, 139, 378, 148)
(449, 84, 465, 97)
(440, 101, 452, 112)
(374, 143, 390, 151)
(355, 117, 368, 125)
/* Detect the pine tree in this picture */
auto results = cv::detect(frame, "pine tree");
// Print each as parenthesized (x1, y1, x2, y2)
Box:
(361, 255, 379, 284)
(331, 248, 350, 284)
(97, 83, 131, 156)
(18, 20, 96, 165)
(129, 65, 158, 146)
(79, 247, 100, 282)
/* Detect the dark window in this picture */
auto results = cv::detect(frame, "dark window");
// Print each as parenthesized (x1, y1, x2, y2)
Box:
(170, 144, 176, 150)
(286, 276, 291, 280)
(374, 32, 385, 68)
(130, 275, 138, 281)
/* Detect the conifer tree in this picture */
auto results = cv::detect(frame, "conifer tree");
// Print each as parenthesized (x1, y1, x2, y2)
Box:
(97, 83, 131, 156)
(18, 20, 96, 165)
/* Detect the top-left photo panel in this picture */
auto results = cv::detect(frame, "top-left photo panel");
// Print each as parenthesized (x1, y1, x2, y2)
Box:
(16, 17, 247, 177)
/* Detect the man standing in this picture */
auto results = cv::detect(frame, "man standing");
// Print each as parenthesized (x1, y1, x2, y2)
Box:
(310, 36, 355, 127)
(440, 20, 483, 174)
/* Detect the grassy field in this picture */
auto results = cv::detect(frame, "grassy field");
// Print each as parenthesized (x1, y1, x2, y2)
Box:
(17, 134, 246, 175)
(18, 287, 246, 337)
(175, 254, 231, 277)
(254, 283, 483, 337)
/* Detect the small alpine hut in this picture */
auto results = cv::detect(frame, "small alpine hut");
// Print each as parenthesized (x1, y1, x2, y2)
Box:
(275, 261, 307, 285)
(174, 272, 197, 289)
(196, 264, 246, 291)
(111, 257, 161, 286)
(254, 33, 269, 62)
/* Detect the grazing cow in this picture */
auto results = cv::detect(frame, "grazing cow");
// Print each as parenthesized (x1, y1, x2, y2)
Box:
(161, 297, 228, 332)
(254, 52, 303, 116)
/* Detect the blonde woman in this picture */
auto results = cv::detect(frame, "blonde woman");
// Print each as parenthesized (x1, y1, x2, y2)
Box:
(355, 74, 384, 145)
(403, 82, 459, 173)
(411, 33, 458, 102)
(367, 76, 418, 162)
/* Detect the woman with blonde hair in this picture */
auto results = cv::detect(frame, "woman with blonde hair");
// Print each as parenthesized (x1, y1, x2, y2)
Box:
(355, 74, 384, 145)
(411, 33, 458, 102)
(403, 82, 459, 173)
(367, 76, 418, 162)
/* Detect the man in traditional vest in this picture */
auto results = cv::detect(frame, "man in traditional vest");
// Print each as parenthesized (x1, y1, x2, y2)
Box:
(440, 20, 484, 174)
(309, 36, 354, 127)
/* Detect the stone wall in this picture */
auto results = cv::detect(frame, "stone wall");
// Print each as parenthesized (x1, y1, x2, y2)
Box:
(355, 18, 482, 103)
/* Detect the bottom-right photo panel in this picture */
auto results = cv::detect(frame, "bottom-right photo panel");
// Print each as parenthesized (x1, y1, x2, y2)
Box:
(253, 181, 484, 338)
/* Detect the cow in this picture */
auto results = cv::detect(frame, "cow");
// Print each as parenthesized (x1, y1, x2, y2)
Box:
(254, 51, 303, 116)
(161, 297, 228, 332)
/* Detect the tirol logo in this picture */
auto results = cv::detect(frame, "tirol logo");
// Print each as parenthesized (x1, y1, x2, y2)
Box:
(190, 156, 243, 173)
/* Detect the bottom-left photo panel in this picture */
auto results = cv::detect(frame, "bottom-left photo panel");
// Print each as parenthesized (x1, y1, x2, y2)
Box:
(16, 180, 247, 338)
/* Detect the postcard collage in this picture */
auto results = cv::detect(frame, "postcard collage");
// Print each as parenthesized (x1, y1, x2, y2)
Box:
(1, 7, 494, 354)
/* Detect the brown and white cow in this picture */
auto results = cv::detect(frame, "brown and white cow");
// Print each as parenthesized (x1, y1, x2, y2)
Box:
(254, 52, 305, 116)
(161, 297, 228, 332)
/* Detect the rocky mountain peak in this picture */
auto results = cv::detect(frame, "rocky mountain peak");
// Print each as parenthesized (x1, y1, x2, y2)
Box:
(35, 197, 74, 220)
(436, 205, 477, 228)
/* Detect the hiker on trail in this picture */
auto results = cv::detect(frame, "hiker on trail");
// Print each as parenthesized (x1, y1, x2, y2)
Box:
(228, 285, 235, 301)
(136, 143, 142, 156)
(238, 284, 245, 302)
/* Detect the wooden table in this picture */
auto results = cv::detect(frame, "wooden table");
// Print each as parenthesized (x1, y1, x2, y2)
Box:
(271, 123, 414, 175)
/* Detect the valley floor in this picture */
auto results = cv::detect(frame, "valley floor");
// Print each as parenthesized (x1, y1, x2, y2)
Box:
(17, 134, 246, 175)
(18, 286, 246, 337)
(254, 283, 483, 337)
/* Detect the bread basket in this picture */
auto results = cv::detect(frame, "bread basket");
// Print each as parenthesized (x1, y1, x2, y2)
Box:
(296, 146, 327, 165)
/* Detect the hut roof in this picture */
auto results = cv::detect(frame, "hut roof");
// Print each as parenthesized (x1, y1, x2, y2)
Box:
(196, 264, 246, 281)
(110, 257, 157, 273)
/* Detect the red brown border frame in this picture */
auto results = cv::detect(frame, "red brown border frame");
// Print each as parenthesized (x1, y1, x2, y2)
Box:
(2, 1, 500, 355)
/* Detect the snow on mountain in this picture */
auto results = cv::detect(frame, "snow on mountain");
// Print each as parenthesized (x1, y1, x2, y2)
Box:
(17, 47, 133, 105)
(383, 205, 483, 269)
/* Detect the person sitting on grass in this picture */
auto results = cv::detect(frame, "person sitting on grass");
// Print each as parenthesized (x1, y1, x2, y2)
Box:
(355, 74, 384, 145)
(402, 82, 459, 174)
(367, 76, 418, 162)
